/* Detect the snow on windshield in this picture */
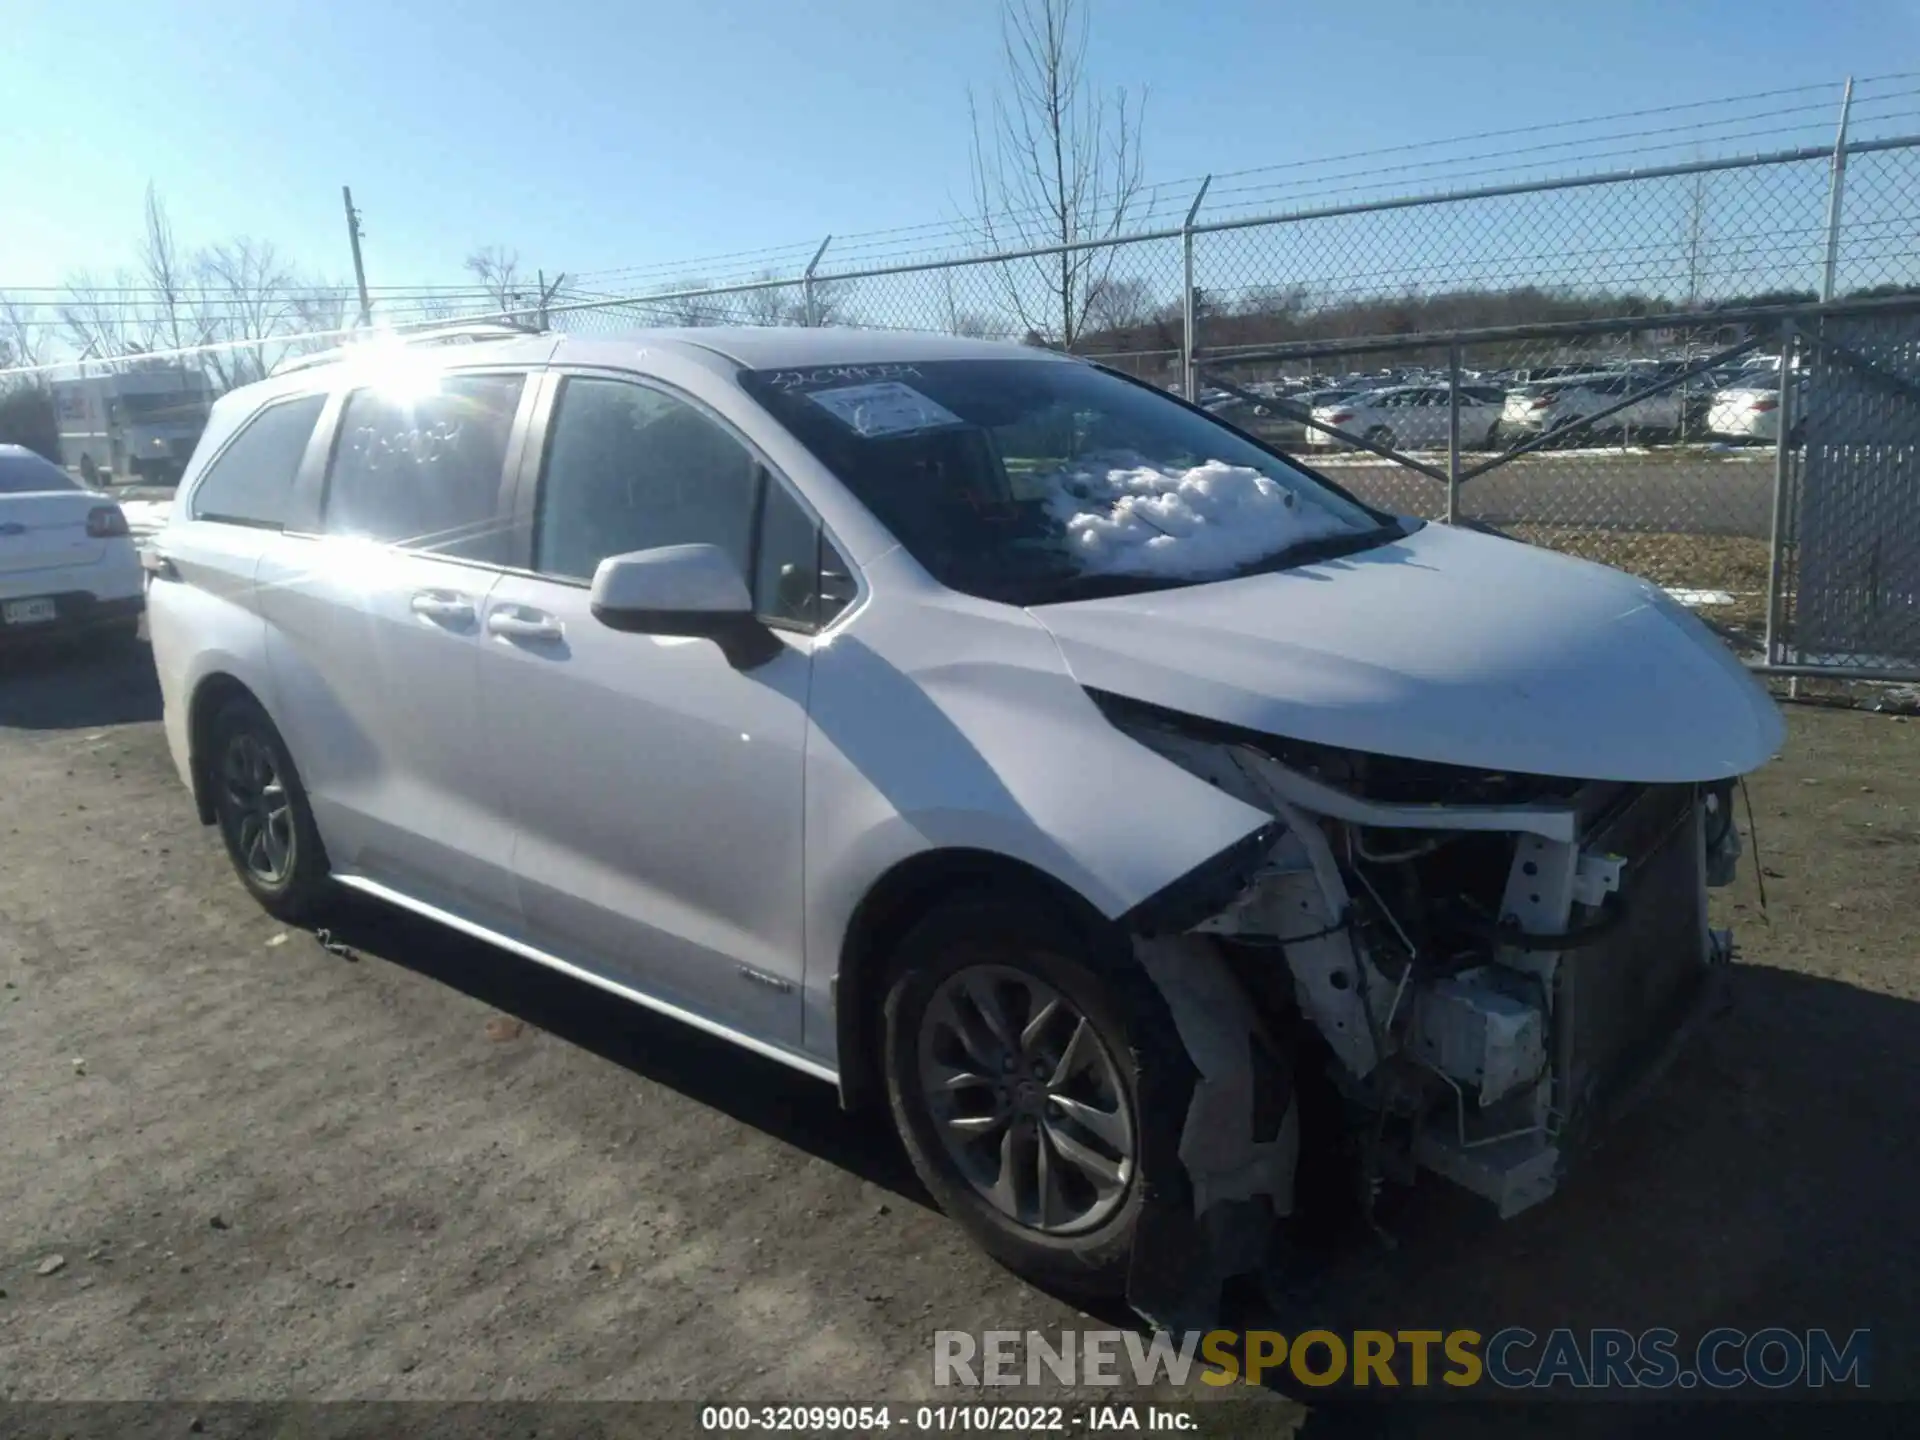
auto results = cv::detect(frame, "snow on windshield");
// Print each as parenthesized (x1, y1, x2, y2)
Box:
(1035, 451, 1353, 577)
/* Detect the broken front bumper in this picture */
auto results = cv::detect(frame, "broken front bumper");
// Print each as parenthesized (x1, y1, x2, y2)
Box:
(1106, 704, 1745, 1232)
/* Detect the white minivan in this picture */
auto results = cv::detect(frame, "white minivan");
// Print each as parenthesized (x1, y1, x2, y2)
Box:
(147, 325, 1782, 1316)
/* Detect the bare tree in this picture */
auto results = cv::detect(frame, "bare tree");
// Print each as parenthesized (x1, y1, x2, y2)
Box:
(939, 272, 999, 338)
(405, 293, 466, 324)
(287, 286, 355, 355)
(806, 276, 855, 327)
(1082, 274, 1154, 335)
(741, 269, 793, 326)
(59, 270, 140, 366)
(196, 239, 298, 389)
(741, 268, 787, 326)
(967, 0, 1147, 349)
(465, 245, 536, 320)
(138, 184, 206, 357)
(648, 279, 721, 327)
(0, 293, 48, 370)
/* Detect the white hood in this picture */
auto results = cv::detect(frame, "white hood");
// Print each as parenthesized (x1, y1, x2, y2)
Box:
(1032, 522, 1785, 783)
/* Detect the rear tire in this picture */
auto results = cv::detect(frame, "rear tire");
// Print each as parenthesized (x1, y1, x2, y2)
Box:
(207, 694, 331, 924)
(1363, 425, 1396, 451)
(880, 894, 1191, 1297)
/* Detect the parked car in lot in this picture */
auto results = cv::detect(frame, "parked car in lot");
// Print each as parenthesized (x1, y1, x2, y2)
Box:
(1207, 386, 1360, 447)
(0, 444, 143, 647)
(1307, 384, 1505, 450)
(1500, 371, 1684, 442)
(1707, 381, 1800, 442)
(146, 325, 1781, 1312)
(1204, 393, 1306, 446)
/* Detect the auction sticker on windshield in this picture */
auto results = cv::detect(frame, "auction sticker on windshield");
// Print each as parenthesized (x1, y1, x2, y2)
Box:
(806, 381, 965, 439)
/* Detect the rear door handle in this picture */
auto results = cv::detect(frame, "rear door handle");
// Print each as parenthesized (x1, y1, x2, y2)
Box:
(487, 607, 564, 643)
(410, 589, 476, 625)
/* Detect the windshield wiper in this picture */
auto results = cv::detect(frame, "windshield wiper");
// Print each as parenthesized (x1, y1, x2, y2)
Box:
(1231, 519, 1415, 578)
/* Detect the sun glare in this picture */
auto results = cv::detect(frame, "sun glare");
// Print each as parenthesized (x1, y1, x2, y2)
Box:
(342, 336, 445, 407)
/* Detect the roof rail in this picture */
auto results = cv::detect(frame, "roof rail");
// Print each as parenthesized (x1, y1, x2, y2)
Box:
(277, 320, 549, 375)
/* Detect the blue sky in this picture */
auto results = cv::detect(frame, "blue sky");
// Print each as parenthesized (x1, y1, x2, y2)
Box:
(2, 0, 1914, 295)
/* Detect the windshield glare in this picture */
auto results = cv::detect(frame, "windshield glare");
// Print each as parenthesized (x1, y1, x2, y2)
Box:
(739, 359, 1385, 604)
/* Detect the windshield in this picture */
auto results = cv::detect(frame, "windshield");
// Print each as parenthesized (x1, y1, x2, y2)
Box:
(739, 359, 1390, 605)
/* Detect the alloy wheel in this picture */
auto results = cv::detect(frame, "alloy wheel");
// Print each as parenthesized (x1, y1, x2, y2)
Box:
(220, 730, 294, 885)
(916, 964, 1135, 1235)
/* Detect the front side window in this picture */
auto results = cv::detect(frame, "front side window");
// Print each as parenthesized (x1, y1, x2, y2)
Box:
(535, 377, 760, 583)
(190, 393, 326, 527)
(324, 373, 524, 560)
(536, 376, 851, 629)
(739, 359, 1392, 605)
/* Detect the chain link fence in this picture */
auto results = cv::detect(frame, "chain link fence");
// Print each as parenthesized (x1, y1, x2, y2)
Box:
(1773, 313, 1920, 677)
(8, 120, 1918, 676)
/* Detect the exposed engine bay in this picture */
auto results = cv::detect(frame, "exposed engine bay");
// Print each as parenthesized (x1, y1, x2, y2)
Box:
(1093, 691, 1744, 1319)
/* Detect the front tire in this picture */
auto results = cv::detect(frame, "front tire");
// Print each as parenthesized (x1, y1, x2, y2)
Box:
(207, 695, 331, 923)
(881, 894, 1189, 1297)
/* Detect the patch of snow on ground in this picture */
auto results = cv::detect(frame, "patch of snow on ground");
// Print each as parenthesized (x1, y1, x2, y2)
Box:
(1665, 588, 1737, 607)
(1038, 451, 1351, 577)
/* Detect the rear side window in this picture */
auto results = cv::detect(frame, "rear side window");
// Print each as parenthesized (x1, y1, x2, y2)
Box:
(0, 448, 82, 494)
(189, 394, 325, 526)
(324, 373, 524, 560)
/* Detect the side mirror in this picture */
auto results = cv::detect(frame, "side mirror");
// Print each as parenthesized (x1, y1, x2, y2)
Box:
(589, 543, 782, 669)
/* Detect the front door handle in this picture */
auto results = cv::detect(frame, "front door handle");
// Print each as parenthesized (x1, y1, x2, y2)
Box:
(487, 606, 564, 643)
(410, 589, 476, 625)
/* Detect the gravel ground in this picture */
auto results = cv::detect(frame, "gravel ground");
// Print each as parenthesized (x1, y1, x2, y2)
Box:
(1, 639, 1915, 1414)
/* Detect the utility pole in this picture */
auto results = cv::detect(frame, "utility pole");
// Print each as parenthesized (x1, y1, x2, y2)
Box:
(342, 186, 372, 327)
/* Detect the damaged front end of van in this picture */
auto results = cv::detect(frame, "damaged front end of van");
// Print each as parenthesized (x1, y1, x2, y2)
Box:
(1020, 522, 1786, 1326)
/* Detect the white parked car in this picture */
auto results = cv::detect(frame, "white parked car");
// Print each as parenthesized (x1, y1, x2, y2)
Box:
(1707, 383, 1795, 442)
(1307, 384, 1505, 450)
(0, 443, 143, 648)
(1500, 371, 1684, 441)
(146, 327, 1781, 1311)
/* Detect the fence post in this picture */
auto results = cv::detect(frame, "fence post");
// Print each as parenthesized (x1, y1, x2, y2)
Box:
(1763, 322, 1799, 666)
(1821, 77, 1855, 302)
(1181, 176, 1212, 401)
(1446, 340, 1463, 523)
(802, 235, 833, 327)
